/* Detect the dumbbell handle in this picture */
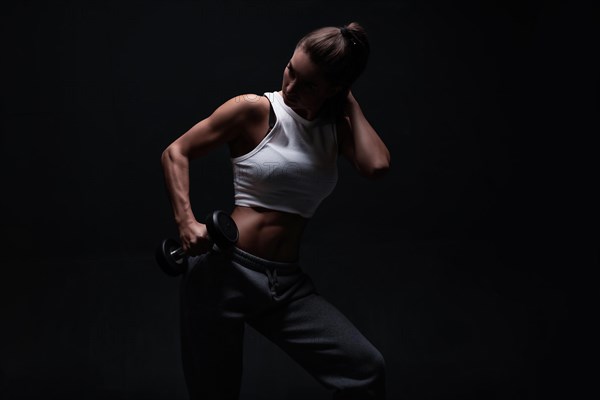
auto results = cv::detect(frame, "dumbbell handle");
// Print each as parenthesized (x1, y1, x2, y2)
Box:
(156, 210, 239, 277)
(170, 246, 185, 259)
(170, 234, 215, 260)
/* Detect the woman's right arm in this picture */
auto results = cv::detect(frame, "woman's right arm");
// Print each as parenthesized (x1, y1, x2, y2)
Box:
(160, 94, 261, 254)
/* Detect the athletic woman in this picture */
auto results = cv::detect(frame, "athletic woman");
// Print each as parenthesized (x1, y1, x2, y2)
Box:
(161, 22, 390, 400)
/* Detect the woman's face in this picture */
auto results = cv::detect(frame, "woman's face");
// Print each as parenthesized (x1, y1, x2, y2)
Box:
(281, 47, 340, 114)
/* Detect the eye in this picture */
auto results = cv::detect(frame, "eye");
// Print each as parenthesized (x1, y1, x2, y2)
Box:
(286, 64, 316, 89)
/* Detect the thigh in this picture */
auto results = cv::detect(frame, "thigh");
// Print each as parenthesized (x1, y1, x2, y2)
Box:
(246, 292, 385, 391)
(180, 254, 246, 400)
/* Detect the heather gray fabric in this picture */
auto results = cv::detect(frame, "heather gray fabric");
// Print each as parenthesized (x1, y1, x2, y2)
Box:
(180, 246, 386, 399)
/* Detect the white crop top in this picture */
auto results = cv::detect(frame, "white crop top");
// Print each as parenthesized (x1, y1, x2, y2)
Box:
(230, 90, 338, 218)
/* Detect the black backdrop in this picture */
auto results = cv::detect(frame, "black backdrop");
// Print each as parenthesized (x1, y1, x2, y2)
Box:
(0, 1, 596, 399)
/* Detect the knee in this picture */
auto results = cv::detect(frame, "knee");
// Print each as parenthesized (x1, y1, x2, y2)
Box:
(334, 347, 386, 399)
(362, 348, 386, 399)
(369, 348, 386, 380)
(356, 344, 386, 383)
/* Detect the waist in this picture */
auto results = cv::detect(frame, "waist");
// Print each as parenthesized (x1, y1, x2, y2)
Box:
(229, 246, 300, 274)
(230, 205, 307, 262)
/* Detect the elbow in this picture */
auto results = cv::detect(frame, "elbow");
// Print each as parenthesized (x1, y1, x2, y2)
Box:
(366, 163, 390, 179)
(161, 144, 180, 166)
(362, 152, 390, 179)
(160, 147, 171, 167)
(361, 159, 390, 180)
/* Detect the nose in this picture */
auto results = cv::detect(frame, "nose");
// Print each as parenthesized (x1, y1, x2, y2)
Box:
(286, 77, 300, 96)
(286, 83, 296, 97)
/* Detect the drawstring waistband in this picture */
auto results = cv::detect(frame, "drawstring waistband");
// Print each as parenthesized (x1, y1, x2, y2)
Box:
(230, 246, 300, 274)
(229, 246, 300, 297)
(265, 268, 279, 294)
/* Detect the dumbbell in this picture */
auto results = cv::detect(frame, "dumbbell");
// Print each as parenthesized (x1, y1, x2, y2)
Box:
(155, 210, 239, 277)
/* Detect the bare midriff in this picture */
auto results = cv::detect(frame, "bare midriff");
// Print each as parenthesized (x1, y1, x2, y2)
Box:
(229, 205, 308, 262)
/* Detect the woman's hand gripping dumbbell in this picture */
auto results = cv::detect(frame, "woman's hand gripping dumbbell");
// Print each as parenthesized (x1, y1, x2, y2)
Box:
(155, 210, 239, 277)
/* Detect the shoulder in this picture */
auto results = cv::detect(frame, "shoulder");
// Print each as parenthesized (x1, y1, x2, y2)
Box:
(195, 93, 271, 144)
(210, 93, 268, 123)
(224, 93, 270, 123)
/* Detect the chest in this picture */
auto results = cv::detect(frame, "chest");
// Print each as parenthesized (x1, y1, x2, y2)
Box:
(229, 120, 341, 162)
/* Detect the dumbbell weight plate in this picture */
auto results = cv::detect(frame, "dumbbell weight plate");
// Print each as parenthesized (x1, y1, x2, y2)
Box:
(156, 238, 187, 277)
(206, 210, 239, 248)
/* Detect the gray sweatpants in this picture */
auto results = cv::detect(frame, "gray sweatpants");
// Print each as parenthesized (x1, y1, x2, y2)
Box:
(180, 246, 386, 400)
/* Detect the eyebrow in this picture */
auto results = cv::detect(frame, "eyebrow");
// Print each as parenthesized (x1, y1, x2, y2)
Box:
(288, 61, 317, 85)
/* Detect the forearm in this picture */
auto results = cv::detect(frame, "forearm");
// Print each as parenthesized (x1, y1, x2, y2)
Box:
(160, 147, 197, 227)
(346, 100, 390, 171)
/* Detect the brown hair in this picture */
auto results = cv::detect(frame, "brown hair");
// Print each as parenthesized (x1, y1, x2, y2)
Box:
(295, 22, 371, 118)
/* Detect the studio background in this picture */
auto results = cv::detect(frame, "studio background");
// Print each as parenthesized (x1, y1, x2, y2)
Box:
(1, 1, 595, 399)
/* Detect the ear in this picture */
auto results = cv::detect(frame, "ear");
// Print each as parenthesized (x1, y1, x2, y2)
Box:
(326, 84, 347, 99)
(336, 85, 350, 95)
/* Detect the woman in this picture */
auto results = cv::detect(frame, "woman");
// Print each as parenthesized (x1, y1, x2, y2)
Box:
(161, 22, 390, 400)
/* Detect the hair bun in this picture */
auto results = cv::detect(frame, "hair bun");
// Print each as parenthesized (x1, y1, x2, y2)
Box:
(339, 26, 356, 45)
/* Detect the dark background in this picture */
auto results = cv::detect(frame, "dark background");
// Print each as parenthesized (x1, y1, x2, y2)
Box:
(0, 0, 596, 399)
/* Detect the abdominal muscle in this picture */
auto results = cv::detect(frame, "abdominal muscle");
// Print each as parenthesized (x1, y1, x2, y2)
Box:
(229, 205, 308, 262)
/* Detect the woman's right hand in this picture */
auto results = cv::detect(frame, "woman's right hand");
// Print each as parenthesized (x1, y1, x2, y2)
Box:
(178, 220, 212, 256)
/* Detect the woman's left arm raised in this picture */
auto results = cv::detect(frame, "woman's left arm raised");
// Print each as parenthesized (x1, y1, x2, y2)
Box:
(337, 90, 391, 179)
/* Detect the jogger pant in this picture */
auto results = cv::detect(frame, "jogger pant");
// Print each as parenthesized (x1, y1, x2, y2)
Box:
(180, 246, 386, 400)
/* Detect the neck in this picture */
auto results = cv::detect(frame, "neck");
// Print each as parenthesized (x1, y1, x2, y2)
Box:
(294, 101, 329, 121)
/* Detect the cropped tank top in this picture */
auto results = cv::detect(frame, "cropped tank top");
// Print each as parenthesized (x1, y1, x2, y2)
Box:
(230, 90, 338, 218)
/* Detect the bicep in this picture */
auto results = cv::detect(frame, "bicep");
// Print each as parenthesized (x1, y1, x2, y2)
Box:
(169, 95, 254, 159)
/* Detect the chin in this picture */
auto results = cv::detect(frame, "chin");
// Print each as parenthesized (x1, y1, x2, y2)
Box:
(285, 95, 300, 106)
